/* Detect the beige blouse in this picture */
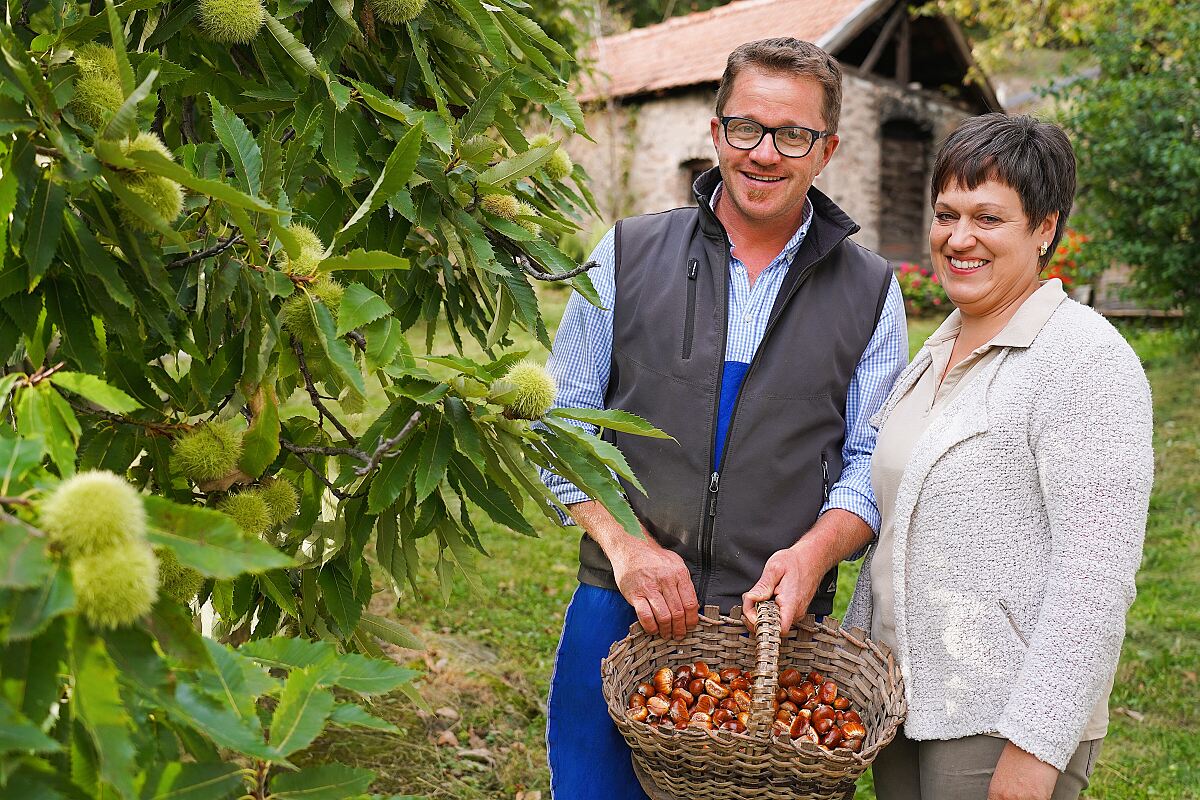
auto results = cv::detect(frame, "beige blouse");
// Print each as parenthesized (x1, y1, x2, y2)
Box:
(869, 280, 1111, 742)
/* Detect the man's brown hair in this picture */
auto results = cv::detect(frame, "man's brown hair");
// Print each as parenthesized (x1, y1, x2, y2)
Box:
(714, 38, 843, 133)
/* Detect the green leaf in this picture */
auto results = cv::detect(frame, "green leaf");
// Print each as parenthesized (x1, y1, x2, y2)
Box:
(264, 15, 324, 79)
(241, 636, 339, 672)
(310, 301, 366, 398)
(365, 432, 421, 513)
(0, 694, 61, 753)
(103, 167, 188, 246)
(319, 249, 410, 272)
(449, 452, 535, 535)
(7, 561, 74, 642)
(99, 143, 280, 214)
(257, 570, 299, 617)
(144, 496, 295, 578)
(477, 144, 556, 187)
(71, 625, 137, 799)
(166, 681, 279, 760)
(0, 522, 52, 589)
(321, 103, 359, 186)
(0, 430, 45, 494)
(64, 215, 134, 309)
(458, 69, 512, 140)
(197, 639, 278, 727)
(327, 702, 398, 732)
(539, 432, 641, 538)
(543, 416, 645, 495)
(139, 763, 243, 800)
(444, 396, 485, 472)
(549, 407, 674, 439)
(269, 666, 336, 756)
(23, 175, 65, 281)
(51, 371, 141, 413)
(355, 612, 424, 650)
(101, 67, 158, 141)
(239, 387, 280, 478)
(269, 765, 374, 800)
(331, 121, 423, 250)
(208, 95, 262, 197)
(335, 283, 390, 336)
(414, 413, 453, 502)
(326, 651, 419, 695)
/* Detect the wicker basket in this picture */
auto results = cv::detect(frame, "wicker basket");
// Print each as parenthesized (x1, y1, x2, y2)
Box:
(601, 601, 906, 800)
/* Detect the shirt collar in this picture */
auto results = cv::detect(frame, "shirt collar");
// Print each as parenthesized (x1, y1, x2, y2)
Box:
(710, 181, 813, 266)
(925, 279, 1068, 351)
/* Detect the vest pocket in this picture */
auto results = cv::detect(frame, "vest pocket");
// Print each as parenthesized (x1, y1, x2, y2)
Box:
(683, 258, 698, 360)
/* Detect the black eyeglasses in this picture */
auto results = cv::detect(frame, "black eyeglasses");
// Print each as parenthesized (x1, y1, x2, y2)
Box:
(719, 116, 831, 158)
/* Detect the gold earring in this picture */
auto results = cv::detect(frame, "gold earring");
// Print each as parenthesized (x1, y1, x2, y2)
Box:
(1039, 241, 1049, 256)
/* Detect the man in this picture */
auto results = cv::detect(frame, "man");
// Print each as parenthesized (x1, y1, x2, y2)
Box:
(542, 38, 908, 799)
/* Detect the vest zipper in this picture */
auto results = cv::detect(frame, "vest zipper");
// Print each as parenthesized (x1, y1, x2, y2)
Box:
(696, 239, 833, 608)
(683, 258, 699, 360)
(822, 452, 830, 500)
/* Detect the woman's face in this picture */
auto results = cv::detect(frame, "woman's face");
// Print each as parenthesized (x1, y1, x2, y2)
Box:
(929, 179, 1058, 319)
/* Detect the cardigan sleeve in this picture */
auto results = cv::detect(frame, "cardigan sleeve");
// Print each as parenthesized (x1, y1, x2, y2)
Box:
(994, 338, 1154, 769)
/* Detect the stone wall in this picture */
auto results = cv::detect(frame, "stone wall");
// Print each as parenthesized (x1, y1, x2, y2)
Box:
(567, 69, 973, 265)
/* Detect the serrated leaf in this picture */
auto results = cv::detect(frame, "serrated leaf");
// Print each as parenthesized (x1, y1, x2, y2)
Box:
(538, 432, 641, 538)
(269, 666, 336, 756)
(64, 214, 134, 308)
(209, 95, 262, 197)
(365, 432, 421, 513)
(477, 144, 555, 187)
(458, 69, 512, 140)
(0, 430, 45, 495)
(449, 452, 534, 535)
(166, 681, 278, 760)
(336, 283, 390, 336)
(258, 570, 299, 617)
(139, 763, 243, 800)
(269, 765, 373, 800)
(332, 121, 423, 250)
(414, 413, 453, 502)
(319, 249, 410, 272)
(239, 385, 280, 478)
(0, 694, 61, 753)
(0, 522, 52, 589)
(7, 562, 74, 641)
(101, 67, 158, 141)
(543, 416, 644, 495)
(72, 625, 137, 798)
(316, 559, 361, 635)
(51, 371, 141, 413)
(310, 301, 366, 398)
(197, 639, 277, 727)
(321, 103, 359, 186)
(144, 496, 295, 578)
(264, 16, 324, 79)
(355, 612, 424, 650)
(23, 175, 65, 280)
(327, 702, 398, 732)
(550, 407, 674, 439)
(97, 143, 280, 214)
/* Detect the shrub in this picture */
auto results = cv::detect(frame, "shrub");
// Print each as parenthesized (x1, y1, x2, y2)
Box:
(896, 262, 948, 318)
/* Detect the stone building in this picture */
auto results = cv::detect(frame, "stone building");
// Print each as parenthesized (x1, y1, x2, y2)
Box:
(571, 0, 1000, 267)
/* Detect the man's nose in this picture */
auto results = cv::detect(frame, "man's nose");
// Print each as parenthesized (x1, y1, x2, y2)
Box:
(748, 132, 782, 164)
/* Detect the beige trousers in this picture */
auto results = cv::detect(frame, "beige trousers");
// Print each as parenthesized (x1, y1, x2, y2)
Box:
(872, 728, 1102, 800)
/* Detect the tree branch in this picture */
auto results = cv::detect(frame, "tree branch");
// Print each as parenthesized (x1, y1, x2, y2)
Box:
(64, 399, 189, 437)
(354, 411, 421, 476)
(285, 446, 349, 501)
(486, 230, 597, 281)
(290, 336, 359, 447)
(280, 439, 367, 461)
(168, 233, 244, 268)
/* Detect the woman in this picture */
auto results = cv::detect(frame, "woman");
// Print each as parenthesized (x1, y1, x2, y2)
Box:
(844, 113, 1154, 800)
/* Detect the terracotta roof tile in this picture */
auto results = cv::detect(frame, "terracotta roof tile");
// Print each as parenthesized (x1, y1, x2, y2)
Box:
(578, 0, 872, 102)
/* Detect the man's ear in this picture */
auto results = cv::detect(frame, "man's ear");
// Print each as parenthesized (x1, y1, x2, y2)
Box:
(710, 116, 721, 152)
(815, 134, 840, 176)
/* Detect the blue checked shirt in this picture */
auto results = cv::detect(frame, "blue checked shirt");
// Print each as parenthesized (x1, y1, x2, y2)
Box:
(541, 187, 908, 541)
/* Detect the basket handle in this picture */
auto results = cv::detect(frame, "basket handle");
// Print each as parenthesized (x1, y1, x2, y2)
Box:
(749, 599, 781, 737)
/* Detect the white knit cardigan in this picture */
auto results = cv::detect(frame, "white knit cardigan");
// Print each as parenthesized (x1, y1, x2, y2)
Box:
(843, 297, 1154, 770)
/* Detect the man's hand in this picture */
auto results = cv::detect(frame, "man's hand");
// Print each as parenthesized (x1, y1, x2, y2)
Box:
(742, 542, 824, 634)
(742, 509, 874, 633)
(609, 534, 699, 639)
(568, 500, 699, 639)
(988, 741, 1059, 800)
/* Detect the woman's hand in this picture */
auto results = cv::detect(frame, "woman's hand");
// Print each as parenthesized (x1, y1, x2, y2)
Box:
(988, 741, 1060, 800)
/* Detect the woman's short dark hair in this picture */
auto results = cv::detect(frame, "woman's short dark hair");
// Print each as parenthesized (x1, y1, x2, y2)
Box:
(715, 38, 842, 134)
(931, 113, 1077, 268)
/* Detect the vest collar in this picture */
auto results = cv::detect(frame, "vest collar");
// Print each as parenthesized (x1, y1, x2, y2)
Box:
(692, 166, 862, 269)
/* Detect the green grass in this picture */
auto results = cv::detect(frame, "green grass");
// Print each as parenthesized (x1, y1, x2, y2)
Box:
(309, 303, 1198, 799)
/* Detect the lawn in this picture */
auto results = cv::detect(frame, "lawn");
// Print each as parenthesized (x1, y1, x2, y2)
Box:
(307, 291, 1199, 800)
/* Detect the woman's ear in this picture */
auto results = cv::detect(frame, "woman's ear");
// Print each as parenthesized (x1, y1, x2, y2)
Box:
(1040, 211, 1060, 240)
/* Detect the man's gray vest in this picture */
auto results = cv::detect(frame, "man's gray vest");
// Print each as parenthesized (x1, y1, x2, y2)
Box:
(576, 168, 893, 615)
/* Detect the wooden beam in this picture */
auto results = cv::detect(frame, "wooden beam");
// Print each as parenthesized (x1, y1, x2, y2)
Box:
(861, 1, 906, 75)
(896, 13, 911, 85)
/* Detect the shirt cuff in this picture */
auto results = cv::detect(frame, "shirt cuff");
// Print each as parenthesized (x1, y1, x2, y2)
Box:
(820, 485, 880, 560)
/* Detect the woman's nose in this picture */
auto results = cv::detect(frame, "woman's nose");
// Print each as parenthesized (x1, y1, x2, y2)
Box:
(946, 219, 976, 249)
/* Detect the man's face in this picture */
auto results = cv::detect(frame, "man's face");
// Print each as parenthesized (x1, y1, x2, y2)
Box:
(709, 68, 839, 228)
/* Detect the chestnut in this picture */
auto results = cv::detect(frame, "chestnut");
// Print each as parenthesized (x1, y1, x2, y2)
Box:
(843, 737, 864, 753)
(788, 714, 810, 739)
(779, 700, 799, 714)
(823, 726, 844, 747)
(719, 667, 742, 684)
(712, 708, 733, 725)
(669, 698, 690, 725)
(811, 705, 835, 724)
(775, 688, 788, 703)
(694, 695, 717, 715)
(742, 670, 755, 683)
(675, 664, 694, 684)
(688, 678, 706, 697)
(719, 697, 740, 712)
(626, 706, 649, 722)
(705, 679, 730, 699)
(787, 687, 808, 705)
(812, 716, 833, 735)
(671, 688, 694, 706)
(689, 712, 713, 730)
(647, 695, 670, 717)
(802, 727, 820, 744)
(730, 676, 750, 692)
(833, 695, 850, 710)
(843, 710, 862, 725)
(819, 680, 838, 705)
(797, 681, 816, 699)
(808, 670, 824, 685)
(841, 721, 867, 740)
(636, 682, 655, 698)
(771, 720, 789, 738)
(732, 689, 752, 712)
(721, 720, 745, 733)
(630, 694, 647, 710)
(737, 711, 750, 728)
(779, 668, 803, 688)
(775, 709, 795, 723)
(692, 661, 711, 679)
(653, 667, 675, 696)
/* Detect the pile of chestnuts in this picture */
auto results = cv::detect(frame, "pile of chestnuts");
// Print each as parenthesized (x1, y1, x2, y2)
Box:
(770, 668, 867, 753)
(626, 661, 754, 733)
(625, 661, 869, 754)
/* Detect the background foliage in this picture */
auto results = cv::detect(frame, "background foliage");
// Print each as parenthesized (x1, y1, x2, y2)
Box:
(0, 0, 661, 794)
